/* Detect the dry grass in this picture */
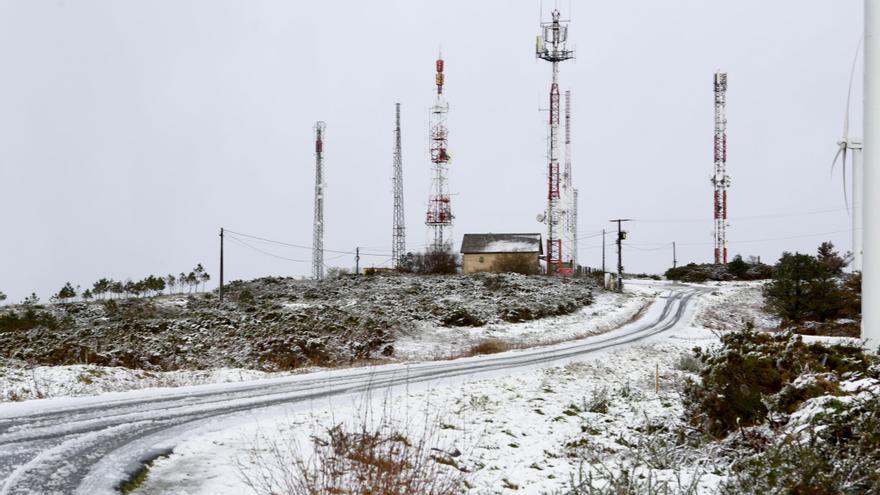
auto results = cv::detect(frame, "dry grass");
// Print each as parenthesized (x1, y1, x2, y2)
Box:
(236, 397, 470, 495)
(466, 339, 511, 356)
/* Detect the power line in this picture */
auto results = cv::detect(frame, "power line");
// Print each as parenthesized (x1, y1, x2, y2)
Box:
(224, 229, 392, 257)
(226, 236, 310, 263)
(635, 207, 850, 224)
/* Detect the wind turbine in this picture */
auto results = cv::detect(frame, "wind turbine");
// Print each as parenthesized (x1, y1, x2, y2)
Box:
(831, 42, 864, 271)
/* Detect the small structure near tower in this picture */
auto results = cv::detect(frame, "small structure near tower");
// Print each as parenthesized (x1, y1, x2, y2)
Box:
(426, 54, 454, 251)
(460, 233, 542, 274)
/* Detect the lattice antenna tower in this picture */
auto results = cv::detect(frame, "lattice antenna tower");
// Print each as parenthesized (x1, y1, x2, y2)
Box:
(712, 72, 730, 264)
(426, 54, 453, 251)
(392, 103, 406, 266)
(537, 9, 574, 273)
(312, 121, 326, 280)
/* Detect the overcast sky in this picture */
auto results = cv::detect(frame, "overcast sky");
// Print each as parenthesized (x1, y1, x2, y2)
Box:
(0, 0, 865, 302)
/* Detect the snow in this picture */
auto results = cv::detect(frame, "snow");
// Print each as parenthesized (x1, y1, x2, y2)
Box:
(0, 365, 307, 403)
(393, 287, 653, 360)
(129, 281, 721, 494)
(691, 280, 779, 331)
(482, 240, 539, 253)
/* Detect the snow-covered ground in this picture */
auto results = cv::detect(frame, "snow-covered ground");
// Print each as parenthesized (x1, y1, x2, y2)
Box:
(133, 330, 720, 495)
(118, 281, 707, 494)
(393, 286, 652, 360)
(692, 280, 780, 332)
(0, 365, 308, 403)
(0, 284, 653, 402)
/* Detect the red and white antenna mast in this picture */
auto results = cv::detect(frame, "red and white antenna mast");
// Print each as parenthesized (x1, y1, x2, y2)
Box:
(426, 54, 453, 251)
(537, 10, 574, 273)
(712, 71, 730, 264)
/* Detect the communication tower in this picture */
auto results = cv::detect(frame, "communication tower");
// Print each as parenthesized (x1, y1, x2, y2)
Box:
(392, 103, 406, 267)
(537, 10, 574, 273)
(712, 72, 730, 264)
(426, 54, 453, 251)
(312, 121, 326, 280)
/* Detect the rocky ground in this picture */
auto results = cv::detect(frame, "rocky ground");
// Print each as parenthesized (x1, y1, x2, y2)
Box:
(0, 274, 596, 374)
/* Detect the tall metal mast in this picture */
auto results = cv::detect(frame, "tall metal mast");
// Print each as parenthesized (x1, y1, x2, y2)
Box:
(426, 54, 453, 251)
(392, 103, 406, 266)
(564, 89, 577, 266)
(537, 10, 574, 273)
(712, 71, 730, 264)
(312, 121, 326, 281)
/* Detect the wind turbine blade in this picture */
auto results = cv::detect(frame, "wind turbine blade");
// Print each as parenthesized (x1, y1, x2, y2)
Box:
(844, 39, 863, 139)
(831, 146, 844, 176)
(842, 148, 850, 214)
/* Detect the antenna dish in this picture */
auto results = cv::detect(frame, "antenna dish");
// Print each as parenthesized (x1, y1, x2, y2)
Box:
(536, 213, 546, 223)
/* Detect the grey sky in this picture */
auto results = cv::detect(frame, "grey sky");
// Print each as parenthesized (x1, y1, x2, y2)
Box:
(0, 0, 864, 302)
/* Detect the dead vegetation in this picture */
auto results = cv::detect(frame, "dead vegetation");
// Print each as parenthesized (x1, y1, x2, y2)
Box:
(236, 399, 471, 495)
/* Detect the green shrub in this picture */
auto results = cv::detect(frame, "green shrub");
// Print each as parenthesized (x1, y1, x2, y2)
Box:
(683, 326, 873, 438)
(763, 243, 860, 324)
(724, 391, 880, 494)
(0, 308, 62, 332)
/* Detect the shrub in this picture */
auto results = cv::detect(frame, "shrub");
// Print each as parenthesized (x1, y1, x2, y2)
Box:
(683, 326, 873, 438)
(491, 254, 539, 275)
(723, 390, 880, 494)
(0, 308, 62, 332)
(763, 242, 859, 324)
(413, 247, 459, 275)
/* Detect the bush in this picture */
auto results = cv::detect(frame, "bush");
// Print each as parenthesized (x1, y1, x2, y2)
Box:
(683, 326, 873, 438)
(665, 257, 772, 283)
(763, 242, 859, 325)
(723, 389, 880, 494)
(413, 247, 459, 275)
(0, 308, 63, 332)
(491, 254, 539, 275)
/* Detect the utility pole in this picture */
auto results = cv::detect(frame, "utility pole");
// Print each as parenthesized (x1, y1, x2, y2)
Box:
(672, 241, 677, 269)
(355, 247, 360, 275)
(219, 227, 224, 302)
(601, 229, 606, 274)
(609, 219, 632, 292)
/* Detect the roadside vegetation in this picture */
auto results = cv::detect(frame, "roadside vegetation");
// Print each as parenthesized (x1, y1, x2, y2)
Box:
(665, 255, 772, 282)
(762, 242, 861, 337)
(236, 398, 471, 495)
(682, 327, 879, 494)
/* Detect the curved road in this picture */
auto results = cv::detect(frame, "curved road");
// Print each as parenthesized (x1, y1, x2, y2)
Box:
(0, 283, 708, 494)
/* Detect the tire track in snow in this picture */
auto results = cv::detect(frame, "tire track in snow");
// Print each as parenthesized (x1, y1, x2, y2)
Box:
(0, 284, 709, 495)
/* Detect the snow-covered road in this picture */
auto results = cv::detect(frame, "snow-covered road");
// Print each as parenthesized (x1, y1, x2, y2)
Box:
(0, 282, 708, 495)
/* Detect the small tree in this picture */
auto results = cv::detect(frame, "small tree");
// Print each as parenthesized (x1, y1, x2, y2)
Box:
(22, 293, 39, 306)
(727, 254, 749, 278)
(413, 247, 458, 275)
(56, 282, 77, 305)
(166, 274, 177, 294)
(0, 291, 6, 303)
(764, 242, 850, 324)
(82, 289, 93, 301)
(110, 280, 124, 299)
